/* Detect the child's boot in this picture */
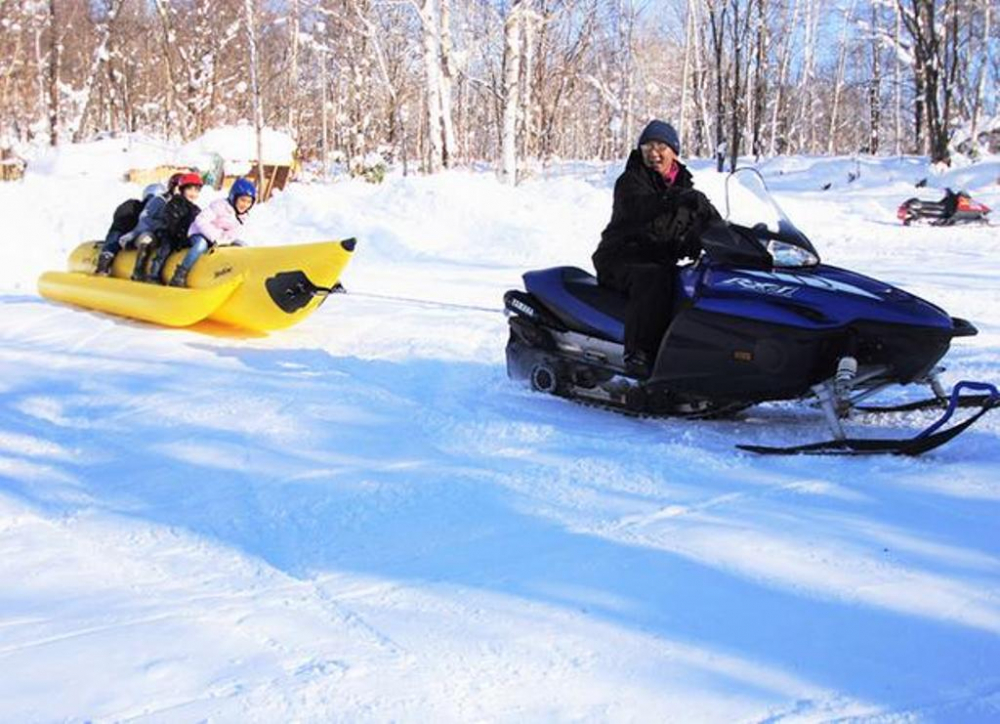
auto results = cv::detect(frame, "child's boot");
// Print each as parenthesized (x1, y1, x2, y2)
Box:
(95, 251, 115, 276)
(131, 244, 152, 281)
(146, 244, 170, 284)
(168, 265, 190, 288)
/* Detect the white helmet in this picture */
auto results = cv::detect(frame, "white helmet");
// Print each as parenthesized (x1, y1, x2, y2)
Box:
(142, 183, 166, 200)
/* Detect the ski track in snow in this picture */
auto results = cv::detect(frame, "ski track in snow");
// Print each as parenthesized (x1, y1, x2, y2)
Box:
(1, 149, 999, 722)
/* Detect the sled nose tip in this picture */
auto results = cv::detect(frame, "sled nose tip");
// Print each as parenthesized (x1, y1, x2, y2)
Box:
(341, 238, 357, 252)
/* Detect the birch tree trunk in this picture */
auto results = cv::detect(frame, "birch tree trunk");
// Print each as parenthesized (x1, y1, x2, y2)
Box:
(899, 0, 950, 162)
(153, 0, 179, 139)
(244, 0, 265, 191)
(439, 0, 457, 167)
(798, 0, 819, 152)
(767, 0, 796, 155)
(71, 0, 125, 143)
(869, 3, 881, 154)
(969, 0, 991, 149)
(679, 0, 694, 146)
(521, 9, 536, 162)
(288, 0, 300, 132)
(894, 0, 902, 154)
(321, 44, 329, 179)
(707, 1, 727, 171)
(728, 0, 750, 172)
(421, 0, 445, 173)
(46, 0, 59, 146)
(729, 0, 741, 172)
(751, 0, 768, 159)
(618, 0, 635, 156)
(692, 2, 713, 156)
(501, 0, 523, 184)
(826, 0, 855, 154)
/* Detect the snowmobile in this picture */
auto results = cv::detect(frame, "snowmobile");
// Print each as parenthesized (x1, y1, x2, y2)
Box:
(504, 169, 998, 455)
(897, 188, 991, 226)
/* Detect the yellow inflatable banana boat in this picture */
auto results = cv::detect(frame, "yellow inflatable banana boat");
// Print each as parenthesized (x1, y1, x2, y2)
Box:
(39, 239, 356, 332)
(38, 272, 244, 328)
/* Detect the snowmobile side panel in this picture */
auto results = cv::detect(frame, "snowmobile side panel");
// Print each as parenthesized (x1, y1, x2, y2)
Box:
(651, 306, 955, 401)
(651, 308, 840, 401)
(696, 264, 955, 332)
(503, 290, 567, 331)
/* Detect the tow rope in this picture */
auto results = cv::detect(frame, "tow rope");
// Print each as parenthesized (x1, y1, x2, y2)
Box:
(329, 286, 504, 315)
(265, 269, 504, 315)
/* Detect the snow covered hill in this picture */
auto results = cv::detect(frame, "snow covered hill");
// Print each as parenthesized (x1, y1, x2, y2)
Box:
(1, 146, 999, 722)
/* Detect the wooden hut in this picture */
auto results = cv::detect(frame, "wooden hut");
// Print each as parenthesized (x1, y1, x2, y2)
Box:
(0, 148, 26, 182)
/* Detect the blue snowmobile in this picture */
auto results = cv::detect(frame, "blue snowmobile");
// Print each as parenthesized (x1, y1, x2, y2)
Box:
(504, 169, 997, 455)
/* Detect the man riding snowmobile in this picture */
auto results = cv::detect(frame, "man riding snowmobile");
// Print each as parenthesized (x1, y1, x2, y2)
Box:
(592, 120, 719, 378)
(897, 188, 991, 226)
(503, 166, 998, 456)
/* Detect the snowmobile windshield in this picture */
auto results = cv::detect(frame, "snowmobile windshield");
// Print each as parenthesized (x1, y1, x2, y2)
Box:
(722, 168, 820, 268)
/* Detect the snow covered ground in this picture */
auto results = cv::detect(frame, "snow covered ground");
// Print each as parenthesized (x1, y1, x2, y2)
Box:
(1, 143, 999, 722)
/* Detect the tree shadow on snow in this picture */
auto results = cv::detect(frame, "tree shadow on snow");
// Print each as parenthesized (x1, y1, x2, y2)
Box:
(2, 338, 999, 716)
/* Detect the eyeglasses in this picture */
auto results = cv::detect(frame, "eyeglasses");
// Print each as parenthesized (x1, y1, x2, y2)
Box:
(640, 141, 673, 154)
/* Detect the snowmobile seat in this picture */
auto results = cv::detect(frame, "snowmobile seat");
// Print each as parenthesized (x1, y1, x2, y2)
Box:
(523, 266, 626, 342)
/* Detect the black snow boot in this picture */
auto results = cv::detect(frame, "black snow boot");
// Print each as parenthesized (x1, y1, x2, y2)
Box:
(95, 251, 115, 276)
(146, 244, 171, 284)
(131, 244, 152, 282)
(168, 265, 190, 288)
(624, 349, 652, 380)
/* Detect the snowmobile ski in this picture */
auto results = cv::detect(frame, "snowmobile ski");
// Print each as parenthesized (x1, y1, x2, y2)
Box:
(738, 382, 998, 456)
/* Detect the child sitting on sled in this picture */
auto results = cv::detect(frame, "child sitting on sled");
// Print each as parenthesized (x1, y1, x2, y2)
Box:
(168, 178, 256, 287)
(134, 172, 204, 283)
(94, 177, 180, 276)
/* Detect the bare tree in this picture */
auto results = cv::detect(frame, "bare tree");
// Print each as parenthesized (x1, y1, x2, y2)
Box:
(46, 0, 59, 146)
(501, 0, 525, 184)
(0, 0, 994, 170)
(245, 0, 265, 187)
(826, 0, 856, 154)
(898, 0, 952, 162)
(868, 2, 882, 154)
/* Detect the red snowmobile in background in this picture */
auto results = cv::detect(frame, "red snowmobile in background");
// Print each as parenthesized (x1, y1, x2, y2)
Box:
(897, 188, 992, 226)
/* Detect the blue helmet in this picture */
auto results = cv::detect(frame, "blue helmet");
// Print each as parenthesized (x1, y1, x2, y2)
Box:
(142, 183, 166, 200)
(228, 178, 257, 211)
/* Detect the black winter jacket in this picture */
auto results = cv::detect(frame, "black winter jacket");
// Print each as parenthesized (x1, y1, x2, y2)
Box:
(592, 150, 716, 272)
(108, 197, 148, 234)
(155, 196, 201, 250)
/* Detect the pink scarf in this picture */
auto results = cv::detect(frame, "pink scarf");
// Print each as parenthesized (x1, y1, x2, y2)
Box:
(660, 160, 679, 185)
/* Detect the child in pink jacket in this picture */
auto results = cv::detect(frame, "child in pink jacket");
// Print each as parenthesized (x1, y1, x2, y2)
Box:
(169, 178, 257, 287)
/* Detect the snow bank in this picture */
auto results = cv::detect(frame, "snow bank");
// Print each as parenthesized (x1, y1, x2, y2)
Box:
(752, 153, 1000, 195)
(179, 124, 296, 167)
(24, 135, 173, 181)
(23, 127, 296, 185)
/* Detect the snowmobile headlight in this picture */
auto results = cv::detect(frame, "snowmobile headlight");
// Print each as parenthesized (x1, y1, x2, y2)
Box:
(767, 240, 819, 268)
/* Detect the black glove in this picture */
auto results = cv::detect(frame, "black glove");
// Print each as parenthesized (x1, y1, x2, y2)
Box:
(678, 227, 703, 259)
(651, 205, 695, 260)
(676, 190, 703, 212)
(677, 189, 720, 220)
